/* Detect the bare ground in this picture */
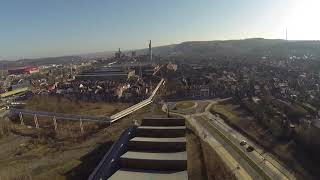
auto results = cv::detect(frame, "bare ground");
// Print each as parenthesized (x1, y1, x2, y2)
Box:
(0, 103, 165, 180)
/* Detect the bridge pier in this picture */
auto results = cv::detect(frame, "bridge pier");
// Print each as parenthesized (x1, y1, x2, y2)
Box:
(53, 116, 58, 131)
(19, 112, 24, 125)
(79, 118, 84, 133)
(34, 114, 39, 129)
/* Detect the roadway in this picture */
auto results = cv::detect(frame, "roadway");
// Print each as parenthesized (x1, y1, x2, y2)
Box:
(163, 99, 295, 180)
(167, 100, 209, 115)
(203, 102, 295, 179)
(188, 114, 260, 180)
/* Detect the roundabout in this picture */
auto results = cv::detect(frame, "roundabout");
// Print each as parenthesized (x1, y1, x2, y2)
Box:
(175, 101, 197, 110)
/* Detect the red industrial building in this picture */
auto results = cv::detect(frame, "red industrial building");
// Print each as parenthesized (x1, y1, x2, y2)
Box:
(8, 66, 39, 75)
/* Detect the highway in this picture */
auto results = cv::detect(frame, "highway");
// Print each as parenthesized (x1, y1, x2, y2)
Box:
(204, 109, 295, 179)
(204, 100, 295, 179)
(188, 114, 259, 180)
(163, 99, 296, 180)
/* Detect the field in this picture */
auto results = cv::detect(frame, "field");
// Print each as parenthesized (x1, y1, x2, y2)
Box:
(0, 96, 164, 180)
(210, 103, 265, 140)
(24, 95, 132, 116)
(7, 96, 133, 144)
(211, 104, 239, 122)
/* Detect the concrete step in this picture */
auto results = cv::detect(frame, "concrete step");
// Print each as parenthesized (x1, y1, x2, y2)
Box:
(128, 137, 186, 152)
(136, 126, 186, 138)
(120, 151, 187, 171)
(142, 117, 185, 126)
(109, 169, 188, 180)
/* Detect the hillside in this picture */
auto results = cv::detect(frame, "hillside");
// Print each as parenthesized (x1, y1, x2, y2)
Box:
(3, 38, 320, 67)
(0, 56, 85, 68)
(136, 38, 320, 60)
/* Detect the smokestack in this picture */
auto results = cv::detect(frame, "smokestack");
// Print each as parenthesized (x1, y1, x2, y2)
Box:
(149, 40, 152, 61)
(286, 28, 288, 41)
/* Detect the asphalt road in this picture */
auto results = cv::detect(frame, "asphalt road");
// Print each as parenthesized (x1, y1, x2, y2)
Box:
(205, 111, 295, 180)
(163, 99, 295, 180)
(193, 116, 262, 179)
(167, 100, 210, 115)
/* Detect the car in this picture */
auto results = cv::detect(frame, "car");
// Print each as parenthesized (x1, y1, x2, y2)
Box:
(246, 146, 255, 152)
(240, 140, 247, 146)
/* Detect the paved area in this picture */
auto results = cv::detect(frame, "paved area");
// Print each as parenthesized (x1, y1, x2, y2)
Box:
(130, 137, 186, 143)
(167, 99, 211, 115)
(138, 126, 186, 130)
(163, 99, 296, 180)
(109, 117, 187, 180)
(189, 115, 257, 180)
(110, 170, 188, 180)
(122, 151, 187, 160)
(204, 111, 294, 180)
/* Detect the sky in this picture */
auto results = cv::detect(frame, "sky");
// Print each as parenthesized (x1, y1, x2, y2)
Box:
(1, 0, 320, 59)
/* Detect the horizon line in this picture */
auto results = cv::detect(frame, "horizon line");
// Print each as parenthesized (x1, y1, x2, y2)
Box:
(3, 37, 320, 61)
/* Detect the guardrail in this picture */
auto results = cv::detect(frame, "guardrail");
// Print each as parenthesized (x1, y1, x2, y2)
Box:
(88, 126, 137, 180)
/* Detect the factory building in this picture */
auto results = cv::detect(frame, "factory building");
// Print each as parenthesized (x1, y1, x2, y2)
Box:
(115, 48, 121, 58)
(75, 66, 128, 81)
(131, 51, 136, 57)
(8, 66, 39, 75)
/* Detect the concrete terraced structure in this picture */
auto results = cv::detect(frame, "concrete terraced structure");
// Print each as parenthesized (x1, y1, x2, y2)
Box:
(109, 117, 188, 180)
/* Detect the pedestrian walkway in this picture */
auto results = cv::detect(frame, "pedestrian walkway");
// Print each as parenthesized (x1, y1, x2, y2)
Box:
(109, 117, 188, 180)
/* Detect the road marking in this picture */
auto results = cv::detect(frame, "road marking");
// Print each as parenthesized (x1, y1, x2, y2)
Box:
(206, 112, 293, 180)
(188, 116, 254, 180)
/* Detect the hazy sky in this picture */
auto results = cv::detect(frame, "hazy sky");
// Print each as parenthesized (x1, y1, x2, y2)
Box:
(1, 0, 320, 59)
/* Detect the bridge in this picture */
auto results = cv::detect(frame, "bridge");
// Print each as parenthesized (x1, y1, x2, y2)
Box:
(8, 79, 165, 131)
(110, 78, 164, 122)
(0, 87, 30, 98)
